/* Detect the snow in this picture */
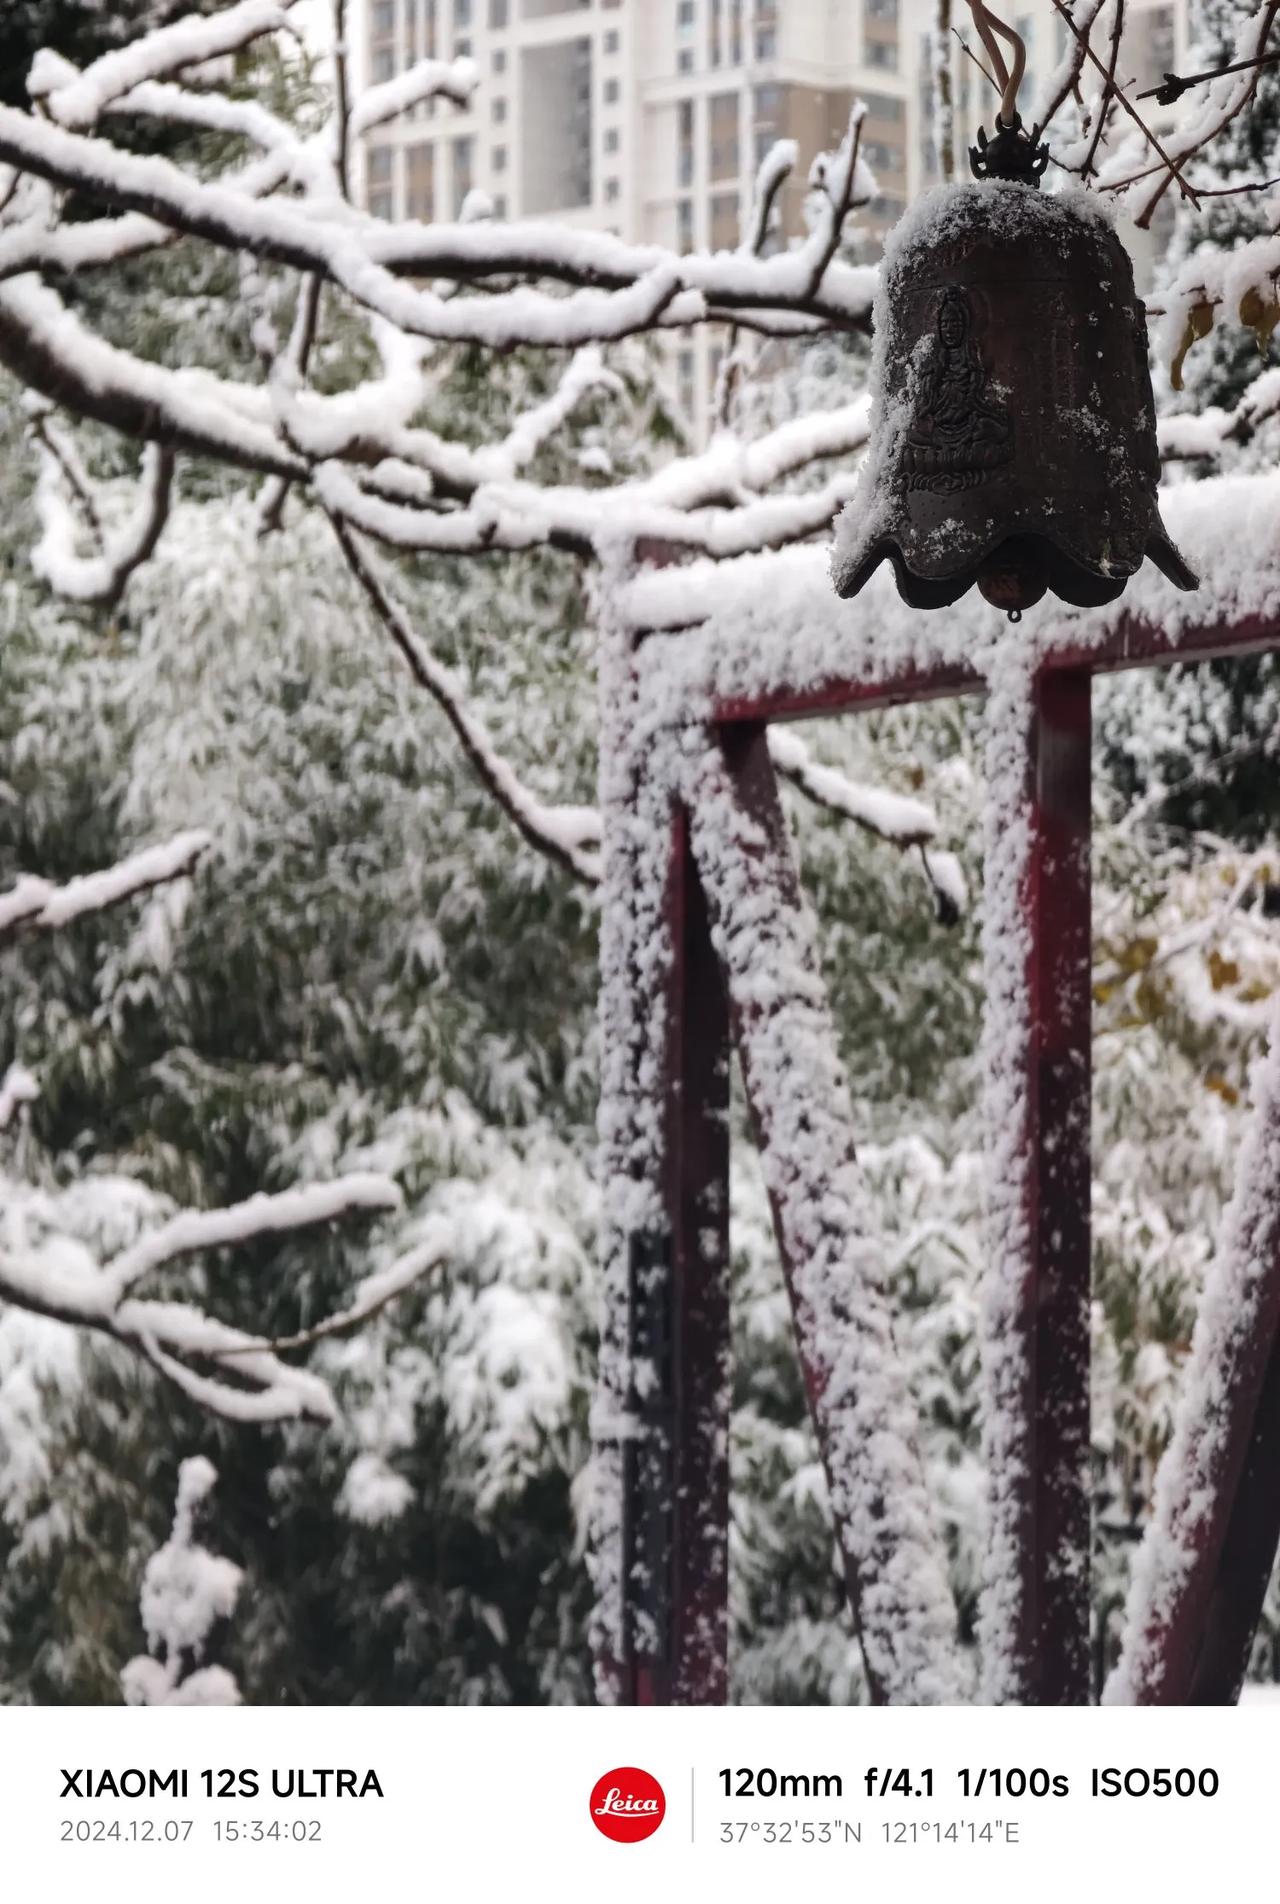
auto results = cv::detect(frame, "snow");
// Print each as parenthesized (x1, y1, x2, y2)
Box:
(972, 642, 1038, 1703)
(619, 472, 1280, 715)
(768, 726, 937, 846)
(0, 1065, 39, 1132)
(34, 441, 174, 605)
(37, 2, 297, 131)
(8, 0, 1280, 1710)
(108, 1173, 401, 1295)
(1106, 1008, 1280, 1703)
(121, 1457, 242, 1706)
(680, 729, 965, 1703)
(349, 56, 478, 138)
(13, 830, 210, 932)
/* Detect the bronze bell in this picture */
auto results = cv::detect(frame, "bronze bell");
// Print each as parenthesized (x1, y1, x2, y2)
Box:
(832, 121, 1197, 616)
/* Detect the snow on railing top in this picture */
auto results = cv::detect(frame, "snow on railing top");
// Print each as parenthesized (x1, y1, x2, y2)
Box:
(620, 472, 1280, 726)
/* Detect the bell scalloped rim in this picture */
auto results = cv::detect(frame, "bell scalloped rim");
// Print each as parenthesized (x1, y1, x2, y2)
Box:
(834, 521, 1199, 614)
(832, 178, 1198, 619)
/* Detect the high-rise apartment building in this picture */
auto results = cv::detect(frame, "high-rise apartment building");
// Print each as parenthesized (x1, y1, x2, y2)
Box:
(356, 1, 1194, 426)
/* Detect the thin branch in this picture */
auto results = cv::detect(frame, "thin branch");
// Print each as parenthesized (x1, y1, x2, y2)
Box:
(31, 1, 301, 131)
(1080, 0, 1126, 183)
(1048, 0, 1200, 218)
(107, 1174, 400, 1298)
(953, 27, 999, 96)
(28, 408, 105, 549)
(210, 1239, 444, 1355)
(0, 831, 210, 943)
(1138, 46, 1280, 104)
(347, 54, 478, 139)
(769, 727, 936, 846)
(1031, 0, 1108, 142)
(332, 0, 351, 199)
(0, 1171, 403, 1424)
(717, 138, 795, 429)
(330, 513, 602, 885)
(34, 440, 175, 607)
(806, 107, 869, 301)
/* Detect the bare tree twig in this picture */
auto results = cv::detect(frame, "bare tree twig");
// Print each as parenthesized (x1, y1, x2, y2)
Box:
(330, 513, 602, 885)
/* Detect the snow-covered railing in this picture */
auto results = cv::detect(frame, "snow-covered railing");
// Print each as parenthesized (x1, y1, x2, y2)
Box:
(596, 448, 1280, 1706)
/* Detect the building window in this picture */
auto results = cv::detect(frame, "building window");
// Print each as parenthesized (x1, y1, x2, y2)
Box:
(866, 39, 897, 68)
(678, 97, 695, 186)
(406, 142, 434, 219)
(677, 198, 694, 251)
(367, 144, 394, 184)
(372, 0, 395, 35)
(493, 47, 506, 71)
(493, 96, 507, 120)
(710, 189, 738, 249)
(493, 192, 508, 216)
(605, 176, 620, 200)
(371, 46, 395, 81)
(369, 189, 393, 218)
(455, 36, 471, 55)
(708, 90, 739, 179)
(490, 0, 509, 22)
(455, 0, 472, 20)
(866, 0, 897, 17)
(604, 77, 620, 103)
(677, 0, 695, 23)
(755, 26, 776, 58)
(604, 126, 619, 152)
(604, 29, 620, 53)
(679, 48, 695, 72)
(861, 91, 904, 121)
(493, 144, 507, 170)
(453, 135, 474, 210)
(678, 347, 696, 415)
(1133, 5, 1176, 96)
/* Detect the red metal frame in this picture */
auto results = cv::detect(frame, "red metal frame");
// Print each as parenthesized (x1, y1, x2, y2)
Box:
(609, 593, 1280, 1705)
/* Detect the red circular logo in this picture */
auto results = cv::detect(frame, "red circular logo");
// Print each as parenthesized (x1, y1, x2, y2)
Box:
(589, 1766, 666, 1843)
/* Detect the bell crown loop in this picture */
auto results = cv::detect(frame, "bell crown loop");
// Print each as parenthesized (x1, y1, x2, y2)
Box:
(970, 114, 1049, 187)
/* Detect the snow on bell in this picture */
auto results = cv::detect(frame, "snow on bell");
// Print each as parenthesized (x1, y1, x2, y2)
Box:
(832, 123, 1197, 616)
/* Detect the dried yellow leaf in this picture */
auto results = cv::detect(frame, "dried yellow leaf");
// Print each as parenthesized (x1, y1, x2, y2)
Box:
(1239, 284, 1280, 356)
(1208, 948, 1241, 991)
(1170, 300, 1215, 391)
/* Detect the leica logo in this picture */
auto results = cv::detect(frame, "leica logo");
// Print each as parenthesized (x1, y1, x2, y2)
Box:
(595, 1789, 658, 1816)
(589, 1767, 666, 1843)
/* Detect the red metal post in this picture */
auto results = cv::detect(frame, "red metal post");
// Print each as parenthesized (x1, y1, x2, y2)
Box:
(621, 805, 732, 1704)
(990, 667, 1093, 1702)
(1029, 668, 1094, 1702)
(1188, 1329, 1280, 1702)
